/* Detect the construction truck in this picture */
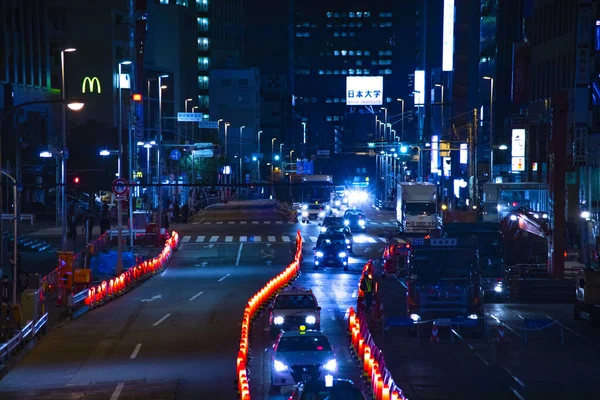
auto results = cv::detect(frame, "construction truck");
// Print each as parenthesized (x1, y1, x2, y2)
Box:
(574, 268, 600, 325)
(396, 182, 440, 235)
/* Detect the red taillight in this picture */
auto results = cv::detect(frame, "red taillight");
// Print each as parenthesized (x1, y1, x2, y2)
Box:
(407, 296, 416, 307)
(472, 297, 480, 305)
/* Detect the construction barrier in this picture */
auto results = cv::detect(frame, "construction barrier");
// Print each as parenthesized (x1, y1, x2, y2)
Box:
(236, 231, 303, 400)
(79, 231, 179, 311)
(348, 307, 406, 400)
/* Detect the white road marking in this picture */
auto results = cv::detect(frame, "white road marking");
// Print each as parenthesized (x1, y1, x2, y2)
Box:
(218, 273, 231, 282)
(379, 237, 388, 242)
(282, 236, 291, 242)
(216, 222, 223, 225)
(225, 236, 233, 242)
(268, 236, 276, 242)
(252, 221, 259, 224)
(254, 236, 261, 242)
(310, 236, 318, 243)
(236, 243, 244, 266)
(228, 221, 234, 224)
(189, 291, 204, 301)
(503, 365, 526, 388)
(264, 221, 271, 224)
(204, 222, 211, 224)
(182, 236, 191, 243)
(130, 343, 142, 359)
(161, 269, 168, 277)
(351, 290, 357, 298)
(198, 217, 205, 223)
(153, 314, 171, 327)
(196, 236, 205, 243)
(366, 237, 377, 243)
(510, 387, 525, 400)
(240, 236, 247, 242)
(241, 221, 247, 224)
(276, 221, 283, 224)
(209, 236, 219, 242)
(110, 382, 125, 400)
(451, 329, 490, 366)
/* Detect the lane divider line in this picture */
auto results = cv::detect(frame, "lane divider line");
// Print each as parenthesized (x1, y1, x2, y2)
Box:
(161, 268, 168, 277)
(189, 291, 204, 301)
(510, 387, 525, 400)
(110, 382, 125, 400)
(218, 273, 231, 282)
(236, 243, 244, 266)
(130, 343, 142, 359)
(153, 313, 171, 327)
(503, 366, 526, 388)
(451, 329, 490, 366)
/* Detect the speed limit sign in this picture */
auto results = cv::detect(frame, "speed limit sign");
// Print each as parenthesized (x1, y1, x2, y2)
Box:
(112, 178, 129, 196)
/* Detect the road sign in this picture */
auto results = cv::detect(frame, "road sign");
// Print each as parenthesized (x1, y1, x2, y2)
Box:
(198, 120, 219, 129)
(112, 178, 129, 196)
(192, 149, 214, 158)
(194, 142, 213, 149)
(317, 150, 330, 156)
(385, 317, 415, 327)
(177, 112, 203, 122)
(170, 149, 182, 161)
(297, 163, 304, 174)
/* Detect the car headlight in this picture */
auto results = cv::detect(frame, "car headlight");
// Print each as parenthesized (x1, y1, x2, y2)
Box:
(302, 204, 308, 210)
(326, 205, 330, 210)
(343, 198, 348, 203)
(338, 252, 347, 258)
(323, 359, 337, 372)
(316, 251, 324, 258)
(273, 316, 284, 325)
(494, 285, 503, 293)
(305, 315, 316, 325)
(335, 200, 341, 206)
(320, 227, 327, 233)
(345, 239, 350, 244)
(274, 360, 288, 372)
(344, 220, 349, 225)
(319, 212, 325, 217)
(468, 314, 478, 320)
(358, 219, 365, 226)
(302, 211, 308, 217)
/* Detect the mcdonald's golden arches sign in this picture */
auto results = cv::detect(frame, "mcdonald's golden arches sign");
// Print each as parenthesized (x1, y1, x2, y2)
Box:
(82, 76, 102, 94)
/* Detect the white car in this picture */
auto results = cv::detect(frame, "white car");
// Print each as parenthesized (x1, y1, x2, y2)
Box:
(271, 329, 337, 393)
(300, 204, 327, 223)
(269, 289, 321, 338)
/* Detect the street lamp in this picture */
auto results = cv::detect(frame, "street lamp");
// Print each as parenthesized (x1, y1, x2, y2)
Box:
(60, 47, 76, 251)
(498, 144, 508, 151)
(99, 149, 120, 175)
(224, 122, 230, 159)
(484, 76, 494, 180)
(239, 126, 245, 184)
(396, 98, 405, 140)
(185, 98, 193, 112)
(271, 138, 276, 185)
(257, 130, 263, 182)
(156, 74, 168, 240)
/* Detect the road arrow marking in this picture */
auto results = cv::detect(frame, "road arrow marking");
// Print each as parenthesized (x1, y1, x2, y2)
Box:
(201, 261, 208, 267)
(141, 294, 162, 302)
(205, 244, 215, 248)
(265, 243, 272, 247)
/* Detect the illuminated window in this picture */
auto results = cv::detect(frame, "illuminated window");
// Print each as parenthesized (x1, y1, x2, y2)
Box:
(326, 23, 333, 28)
(334, 32, 340, 37)
(326, 12, 332, 18)
(341, 50, 347, 56)
(198, 76, 209, 89)
(196, 0, 208, 12)
(364, 50, 371, 56)
(198, 95, 209, 108)
(326, 70, 332, 75)
(357, 22, 363, 28)
(357, 12, 363, 18)
(303, 22, 310, 27)
(318, 70, 324, 75)
(334, 12, 340, 18)
(326, 116, 333, 121)
(198, 37, 209, 51)
(198, 57, 209, 70)
(160, 0, 168, 4)
(349, 32, 355, 37)
(386, 97, 392, 103)
(371, 60, 378, 65)
(198, 17, 209, 32)
(384, 69, 392, 74)
(333, 98, 340, 103)
(349, 69, 355, 74)
(341, 32, 347, 37)
(364, 12, 370, 17)
(334, 116, 340, 121)
(357, 69, 363, 74)
(356, 50, 362, 56)
(379, 60, 392, 65)
(363, 69, 370, 75)
(356, 60, 362, 66)
(326, 98, 333, 103)
(349, 12, 355, 18)
(342, 70, 347, 75)
(349, 50, 355, 56)
(334, 50, 340, 56)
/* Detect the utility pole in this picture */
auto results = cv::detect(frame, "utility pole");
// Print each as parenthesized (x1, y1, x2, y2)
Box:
(473, 108, 479, 208)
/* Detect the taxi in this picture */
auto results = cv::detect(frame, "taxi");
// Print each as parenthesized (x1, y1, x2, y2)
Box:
(269, 289, 321, 338)
(271, 327, 337, 394)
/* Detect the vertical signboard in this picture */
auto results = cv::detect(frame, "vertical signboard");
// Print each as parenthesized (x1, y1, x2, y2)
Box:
(431, 135, 439, 173)
(573, 0, 592, 165)
(414, 70, 425, 106)
(511, 128, 526, 171)
(460, 143, 468, 164)
(442, 0, 455, 71)
(511, 42, 531, 106)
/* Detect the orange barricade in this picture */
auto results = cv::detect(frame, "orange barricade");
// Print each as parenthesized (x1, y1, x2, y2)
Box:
(235, 231, 304, 400)
(85, 231, 179, 309)
(347, 306, 406, 400)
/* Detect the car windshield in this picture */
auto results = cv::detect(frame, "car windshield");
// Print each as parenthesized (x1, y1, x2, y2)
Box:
(278, 336, 332, 352)
(405, 202, 436, 215)
(300, 386, 364, 400)
(318, 236, 346, 247)
(412, 250, 477, 283)
(322, 217, 342, 225)
(346, 214, 365, 221)
(274, 295, 317, 309)
(308, 205, 324, 210)
(327, 227, 349, 235)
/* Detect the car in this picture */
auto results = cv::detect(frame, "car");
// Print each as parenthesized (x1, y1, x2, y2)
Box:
(343, 210, 367, 232)
(269, 289, 321, 338)
(313, 233, 349, 270)
(319, 216, 344, 233)
(325, 225, 353, 253)
(271, 329, 338, 393)
(289, 377, 366, 400)
(301, 204, 327, 223)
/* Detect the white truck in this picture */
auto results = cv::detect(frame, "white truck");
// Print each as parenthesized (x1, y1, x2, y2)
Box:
(396, 182, 440, 234)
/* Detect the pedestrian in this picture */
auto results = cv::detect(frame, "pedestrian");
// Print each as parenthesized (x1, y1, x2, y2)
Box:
(360, 271, 374, 315)
(0, 275, 11, 304)
(68, 214, 77, 246)
(181, 203, 189, 223)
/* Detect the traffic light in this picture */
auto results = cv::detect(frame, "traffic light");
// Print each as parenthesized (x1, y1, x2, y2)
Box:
(334, 129, 342, 154)
(132, 93, 143, 102)
(73, 177, 80, 184)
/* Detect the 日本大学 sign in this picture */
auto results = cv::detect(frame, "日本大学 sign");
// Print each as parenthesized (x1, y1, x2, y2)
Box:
(82, 76, 102, 94)
(346, 76, 383, 106)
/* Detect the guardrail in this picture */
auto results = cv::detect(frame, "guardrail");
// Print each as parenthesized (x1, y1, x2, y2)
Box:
(68, 231, 179, 318)
(235, 231, 303, 400)
(275, 202, 297, 222)
(1, 213, 35, 225)
(0, 312, 49, 363)
(348, 307, 405, 400)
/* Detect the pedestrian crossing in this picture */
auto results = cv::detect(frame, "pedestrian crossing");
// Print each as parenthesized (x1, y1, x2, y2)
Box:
(191, 220, 398, 226)
(179, 234, 389, 244)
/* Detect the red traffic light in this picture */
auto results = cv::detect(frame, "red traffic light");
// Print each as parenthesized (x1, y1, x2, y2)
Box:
(132, 93, 143, 102)
(74, 177, 80, 184)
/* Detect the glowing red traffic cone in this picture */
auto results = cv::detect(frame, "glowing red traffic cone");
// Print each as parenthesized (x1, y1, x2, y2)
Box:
(430, 324, 440, 342)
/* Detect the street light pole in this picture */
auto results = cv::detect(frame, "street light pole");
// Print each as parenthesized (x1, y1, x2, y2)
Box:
(397, 98, 405, 141)
(239, 126, 245, 185)
(60, 48, 76, 251)
(0, 171, 18, 305)
(157, 75, 168, 231)
(257, 130, 262, 182)
(484, 77, 494, 181)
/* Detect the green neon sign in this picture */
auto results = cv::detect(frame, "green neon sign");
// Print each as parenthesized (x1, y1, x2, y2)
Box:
(82, 76, 102, 94)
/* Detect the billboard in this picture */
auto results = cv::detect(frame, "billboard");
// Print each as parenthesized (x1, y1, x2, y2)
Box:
(414, 70, 425, 106)
(442, 0, 455, 71)
(346, 76, 383, 105)
(511, 128, 526, 172)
